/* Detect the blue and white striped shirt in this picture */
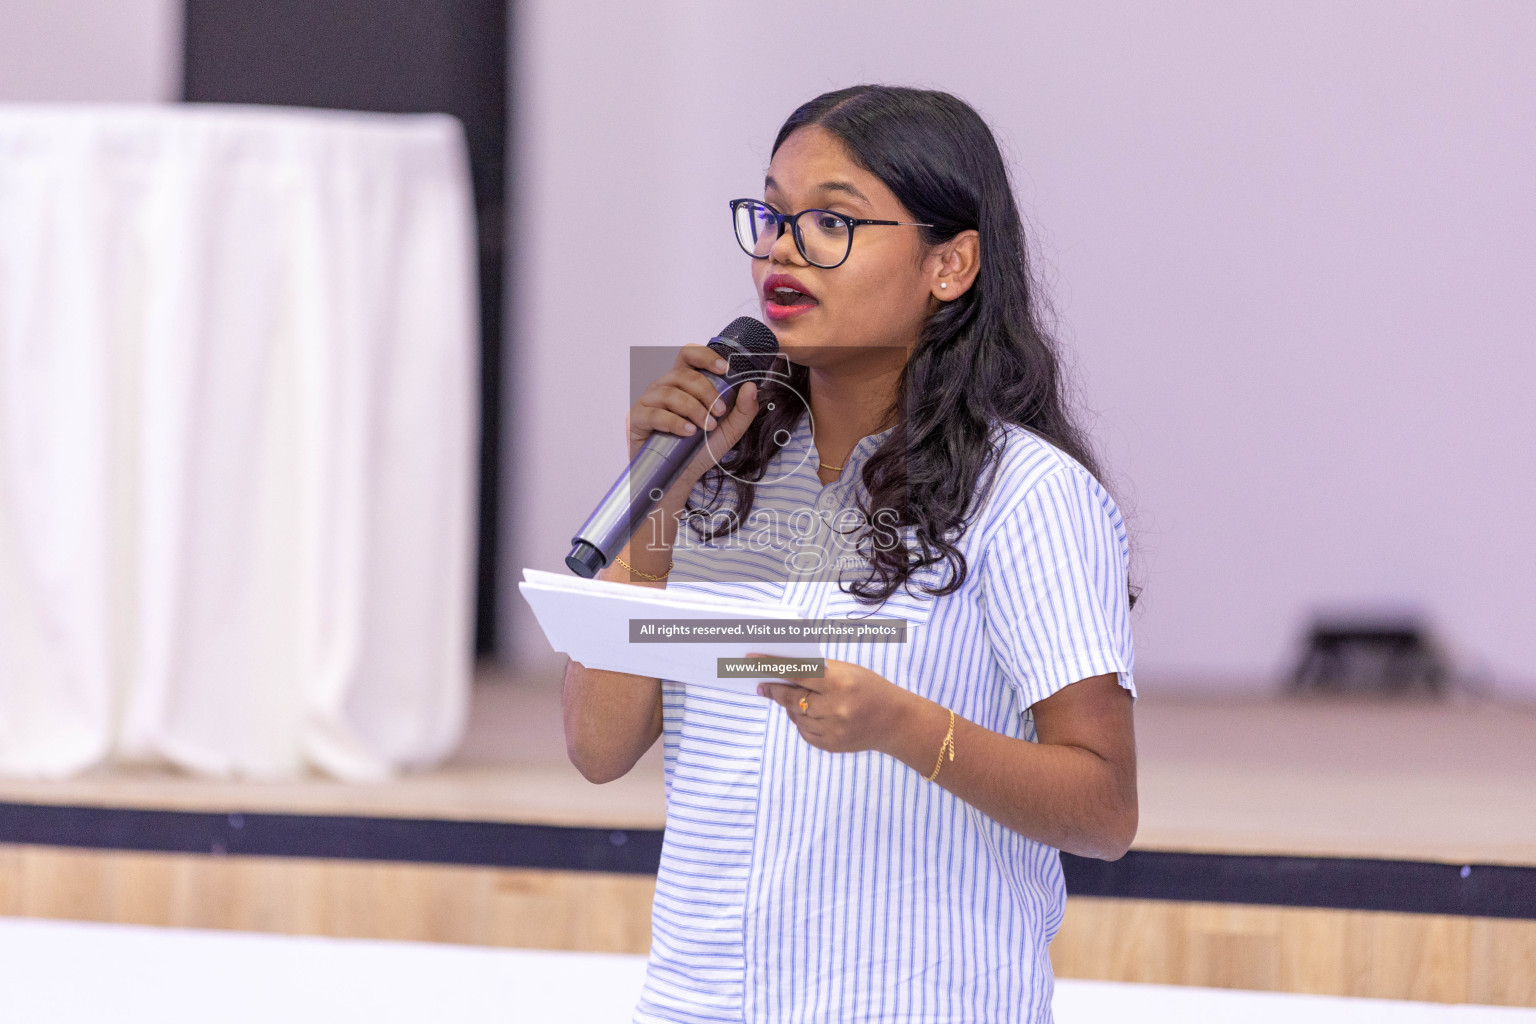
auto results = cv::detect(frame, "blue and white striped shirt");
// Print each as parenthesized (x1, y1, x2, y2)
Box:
(634, 410, 1135, 1024)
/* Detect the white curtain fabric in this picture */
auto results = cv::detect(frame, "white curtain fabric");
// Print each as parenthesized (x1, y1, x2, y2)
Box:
(0, 105, 478, 781)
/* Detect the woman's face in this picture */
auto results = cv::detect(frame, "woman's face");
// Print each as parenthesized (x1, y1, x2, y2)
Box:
(752, 126, 938, 366)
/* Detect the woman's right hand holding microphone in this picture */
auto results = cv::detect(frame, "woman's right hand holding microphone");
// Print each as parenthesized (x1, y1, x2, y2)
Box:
(627, 344, 760, 493)
(605, 344, 761, 584)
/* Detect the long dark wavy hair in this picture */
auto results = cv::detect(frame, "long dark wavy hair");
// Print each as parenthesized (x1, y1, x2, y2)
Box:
(687, 85, 1139, 611)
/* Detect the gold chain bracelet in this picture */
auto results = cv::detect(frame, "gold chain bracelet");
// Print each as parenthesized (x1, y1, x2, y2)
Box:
(613, 554, 671, 581)
(924, 708, 957, 782)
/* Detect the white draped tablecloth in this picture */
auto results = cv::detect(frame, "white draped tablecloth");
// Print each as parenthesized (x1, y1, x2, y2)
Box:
(0, 105, 478, 781)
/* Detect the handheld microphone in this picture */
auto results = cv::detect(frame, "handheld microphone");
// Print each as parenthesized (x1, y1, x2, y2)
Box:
(566, 316, 779, 578)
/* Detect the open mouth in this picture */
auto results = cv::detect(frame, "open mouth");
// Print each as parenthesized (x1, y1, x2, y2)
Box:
(763, 276, 819, 320)
(770, 286, 814, 307)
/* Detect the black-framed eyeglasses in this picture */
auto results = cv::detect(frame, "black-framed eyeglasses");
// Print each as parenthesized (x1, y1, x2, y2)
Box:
(729, 198, 933, 269)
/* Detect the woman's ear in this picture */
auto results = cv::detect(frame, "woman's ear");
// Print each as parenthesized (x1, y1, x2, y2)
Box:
(930, 229, 981, 301)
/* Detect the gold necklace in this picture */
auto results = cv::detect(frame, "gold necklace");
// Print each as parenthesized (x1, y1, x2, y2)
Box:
(813, 428, 845, 473)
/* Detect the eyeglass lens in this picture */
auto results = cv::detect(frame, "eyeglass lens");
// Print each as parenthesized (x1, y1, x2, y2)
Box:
(734, 201, 851, 268)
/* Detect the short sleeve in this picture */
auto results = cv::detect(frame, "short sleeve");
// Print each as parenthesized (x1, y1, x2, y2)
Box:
(980, 465, 1136, 709)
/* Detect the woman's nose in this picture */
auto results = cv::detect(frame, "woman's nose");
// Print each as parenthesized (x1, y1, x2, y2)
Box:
(768, 218, 806, 265)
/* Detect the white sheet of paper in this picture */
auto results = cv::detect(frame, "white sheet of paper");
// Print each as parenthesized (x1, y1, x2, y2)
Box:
(518, 568, 823, 696)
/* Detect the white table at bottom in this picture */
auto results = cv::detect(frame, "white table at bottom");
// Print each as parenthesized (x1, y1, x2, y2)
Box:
(0, 917, 1529, 1023)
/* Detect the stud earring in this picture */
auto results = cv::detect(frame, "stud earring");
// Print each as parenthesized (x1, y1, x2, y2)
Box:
(940, 282, 948, 290)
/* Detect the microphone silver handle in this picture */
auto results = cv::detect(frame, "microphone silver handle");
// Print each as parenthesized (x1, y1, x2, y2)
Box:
(566, 371, 735, 578)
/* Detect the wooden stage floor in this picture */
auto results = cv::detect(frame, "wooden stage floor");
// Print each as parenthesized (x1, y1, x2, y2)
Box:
(2, 667, 1534, 1007)
(3, 668, 1533, 867)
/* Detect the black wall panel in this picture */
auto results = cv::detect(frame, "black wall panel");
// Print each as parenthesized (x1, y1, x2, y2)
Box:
(182, 0, 508, 654)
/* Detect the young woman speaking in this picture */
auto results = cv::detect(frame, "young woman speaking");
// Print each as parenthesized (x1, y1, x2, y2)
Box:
(564, 84, 1139, 1024)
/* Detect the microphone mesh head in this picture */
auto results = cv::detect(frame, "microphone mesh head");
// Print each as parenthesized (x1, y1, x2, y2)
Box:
(717, 316, 778, 355)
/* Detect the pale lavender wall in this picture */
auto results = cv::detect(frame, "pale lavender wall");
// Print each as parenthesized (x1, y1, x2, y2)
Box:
(3, 0, 1526, 693)
(506, 0, 1536, 695)
(0, 0, 181, 102)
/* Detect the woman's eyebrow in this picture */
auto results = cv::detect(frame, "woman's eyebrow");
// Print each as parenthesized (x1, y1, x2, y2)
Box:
(816, 180, 871, 204)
